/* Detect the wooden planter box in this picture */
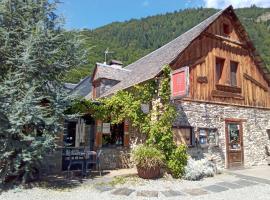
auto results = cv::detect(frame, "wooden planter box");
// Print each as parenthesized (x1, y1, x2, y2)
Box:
(136, 166, 161, 179)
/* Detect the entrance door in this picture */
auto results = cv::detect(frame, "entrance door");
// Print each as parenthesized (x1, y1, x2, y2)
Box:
(225, 120, 244, 168)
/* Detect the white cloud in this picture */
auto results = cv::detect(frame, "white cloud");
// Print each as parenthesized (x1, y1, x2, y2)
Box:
(203, 0, 270, 8)
(142, 0, 150, 7)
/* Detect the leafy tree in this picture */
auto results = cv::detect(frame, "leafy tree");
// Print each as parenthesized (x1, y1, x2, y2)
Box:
(0, 0, 84, 183)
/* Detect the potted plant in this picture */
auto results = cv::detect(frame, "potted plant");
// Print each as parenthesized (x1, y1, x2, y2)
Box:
(132, 145, 164, 179)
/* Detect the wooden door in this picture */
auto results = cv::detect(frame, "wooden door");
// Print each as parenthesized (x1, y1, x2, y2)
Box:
(225, 120, 244, 168)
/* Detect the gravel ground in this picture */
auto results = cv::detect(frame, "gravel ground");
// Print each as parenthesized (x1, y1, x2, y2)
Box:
(1, 173, 270, 200)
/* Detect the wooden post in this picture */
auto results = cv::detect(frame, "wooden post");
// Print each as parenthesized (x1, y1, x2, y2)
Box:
(123, 119, 130, 147)
(95, 120, 102, 148)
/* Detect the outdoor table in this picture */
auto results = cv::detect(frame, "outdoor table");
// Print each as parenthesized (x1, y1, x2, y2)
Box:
(63, 148, 98, 177)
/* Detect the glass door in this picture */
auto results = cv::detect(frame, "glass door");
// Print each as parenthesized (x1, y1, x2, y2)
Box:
(226, 120, 243, 168)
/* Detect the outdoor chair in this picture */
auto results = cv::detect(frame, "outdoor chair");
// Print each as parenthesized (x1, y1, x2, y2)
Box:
(85, 149, 102, 176)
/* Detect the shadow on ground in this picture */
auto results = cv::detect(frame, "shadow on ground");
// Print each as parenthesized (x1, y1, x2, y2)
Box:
(0, 171, 109, 193)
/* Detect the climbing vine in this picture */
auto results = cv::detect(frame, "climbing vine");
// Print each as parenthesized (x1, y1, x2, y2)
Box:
(68, 65, 187, 177)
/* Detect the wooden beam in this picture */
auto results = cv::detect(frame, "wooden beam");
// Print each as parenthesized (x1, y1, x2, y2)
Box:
(203, 32, 246, 48)
(211, 90, 244, 100)
(243, 73, 268, 91)
(181, 98, 270, 110)
(215, 84, 242, 93)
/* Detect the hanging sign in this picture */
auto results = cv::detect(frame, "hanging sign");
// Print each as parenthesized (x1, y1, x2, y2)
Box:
(141, 103, 150, 114)
(102, 123, 111, 134)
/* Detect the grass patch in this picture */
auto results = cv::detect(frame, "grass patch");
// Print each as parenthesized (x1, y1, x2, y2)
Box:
(95, 175, 142, 187)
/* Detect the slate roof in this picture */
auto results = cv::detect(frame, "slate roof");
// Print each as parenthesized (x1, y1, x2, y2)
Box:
(64, 83, 77, 91)
(99, 5, 269, 97)
(100, 7, 228, 97)
(92, 62, 131, 82)
(70, 76, 92, 98)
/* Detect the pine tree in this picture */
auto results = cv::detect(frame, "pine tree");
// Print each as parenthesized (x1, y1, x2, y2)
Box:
(0, 0, 84, 182)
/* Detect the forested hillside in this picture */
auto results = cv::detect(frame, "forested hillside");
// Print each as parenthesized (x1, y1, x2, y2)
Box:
(65, 6, 270, 83)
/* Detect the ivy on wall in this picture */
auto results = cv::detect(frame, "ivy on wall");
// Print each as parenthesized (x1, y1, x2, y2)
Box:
(68, 65, 187, 177)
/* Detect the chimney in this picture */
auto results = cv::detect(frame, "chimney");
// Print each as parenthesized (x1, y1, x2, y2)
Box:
(109, 60, 123, 68)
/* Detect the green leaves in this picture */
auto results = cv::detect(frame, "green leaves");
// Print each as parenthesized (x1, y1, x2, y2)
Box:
(0, 0, 83, 183)
(68, 66, 188, 178)
(167, 145, 188, 178)
(131, 144, 165, 168)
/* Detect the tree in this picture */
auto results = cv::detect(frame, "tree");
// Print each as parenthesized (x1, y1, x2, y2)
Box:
(0, 0, 84, 183)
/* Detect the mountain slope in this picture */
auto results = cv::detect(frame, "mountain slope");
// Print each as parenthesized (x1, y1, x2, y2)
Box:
(65, 6, 270, 83)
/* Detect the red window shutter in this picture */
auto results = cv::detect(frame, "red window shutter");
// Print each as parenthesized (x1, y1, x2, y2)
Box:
(171, 67, 189, 98)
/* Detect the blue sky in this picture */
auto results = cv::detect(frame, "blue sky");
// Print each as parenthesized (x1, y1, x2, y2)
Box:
(57, 0, 270, 29)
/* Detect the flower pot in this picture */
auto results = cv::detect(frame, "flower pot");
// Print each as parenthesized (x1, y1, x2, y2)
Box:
(136, 166, 161, 179)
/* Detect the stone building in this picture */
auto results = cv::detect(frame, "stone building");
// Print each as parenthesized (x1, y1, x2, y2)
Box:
(92, 5, 270, 169)
(46, 5, 270, 174)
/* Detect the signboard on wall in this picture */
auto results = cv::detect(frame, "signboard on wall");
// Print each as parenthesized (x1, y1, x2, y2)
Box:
(102, 123, 111, 134)
(141, 103, 150, 114)
(171, 66, 189, 99)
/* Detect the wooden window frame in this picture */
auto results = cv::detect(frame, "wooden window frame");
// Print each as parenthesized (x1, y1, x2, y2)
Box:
(214, 57, 242, 94)
(198, 127, 218, 147)
(173, 126, 195, 147)
(223, 23, 230, 37)
(215, 57, 226, 85)
(230, 60, 239, 87)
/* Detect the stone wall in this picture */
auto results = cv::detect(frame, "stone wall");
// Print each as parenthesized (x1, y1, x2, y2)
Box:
(98, 147, 131, 170)
(43, 100, 270, 172)
(174, 100, 270, 168)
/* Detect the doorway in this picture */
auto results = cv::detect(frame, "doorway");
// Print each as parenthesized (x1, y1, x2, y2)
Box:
(225, 119, 244, 168)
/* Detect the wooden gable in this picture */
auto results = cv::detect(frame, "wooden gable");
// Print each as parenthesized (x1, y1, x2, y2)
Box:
(170, 9, 270, 108)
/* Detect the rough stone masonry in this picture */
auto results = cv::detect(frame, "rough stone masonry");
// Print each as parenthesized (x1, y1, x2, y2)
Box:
(174, 101, 270, 168)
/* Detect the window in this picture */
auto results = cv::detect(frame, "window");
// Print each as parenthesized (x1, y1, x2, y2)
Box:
(216, 57, 225, 84)
(230, 61, 238, 87)
(223, 23, 230, 36)
(102, 123, 124, 147)
(65, 121, 77, 147)
(173, 127, 195, 146)
(228, 123, 241, 150)
(199, 129, 207, 145)
(198, 128, 219, 147)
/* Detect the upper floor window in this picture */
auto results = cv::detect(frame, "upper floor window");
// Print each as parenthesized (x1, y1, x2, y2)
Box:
(230, 61, 239, 87)
(215, 57, 240, 88)
(216, 57, 225, 84)
(223, 23, 230, 37)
